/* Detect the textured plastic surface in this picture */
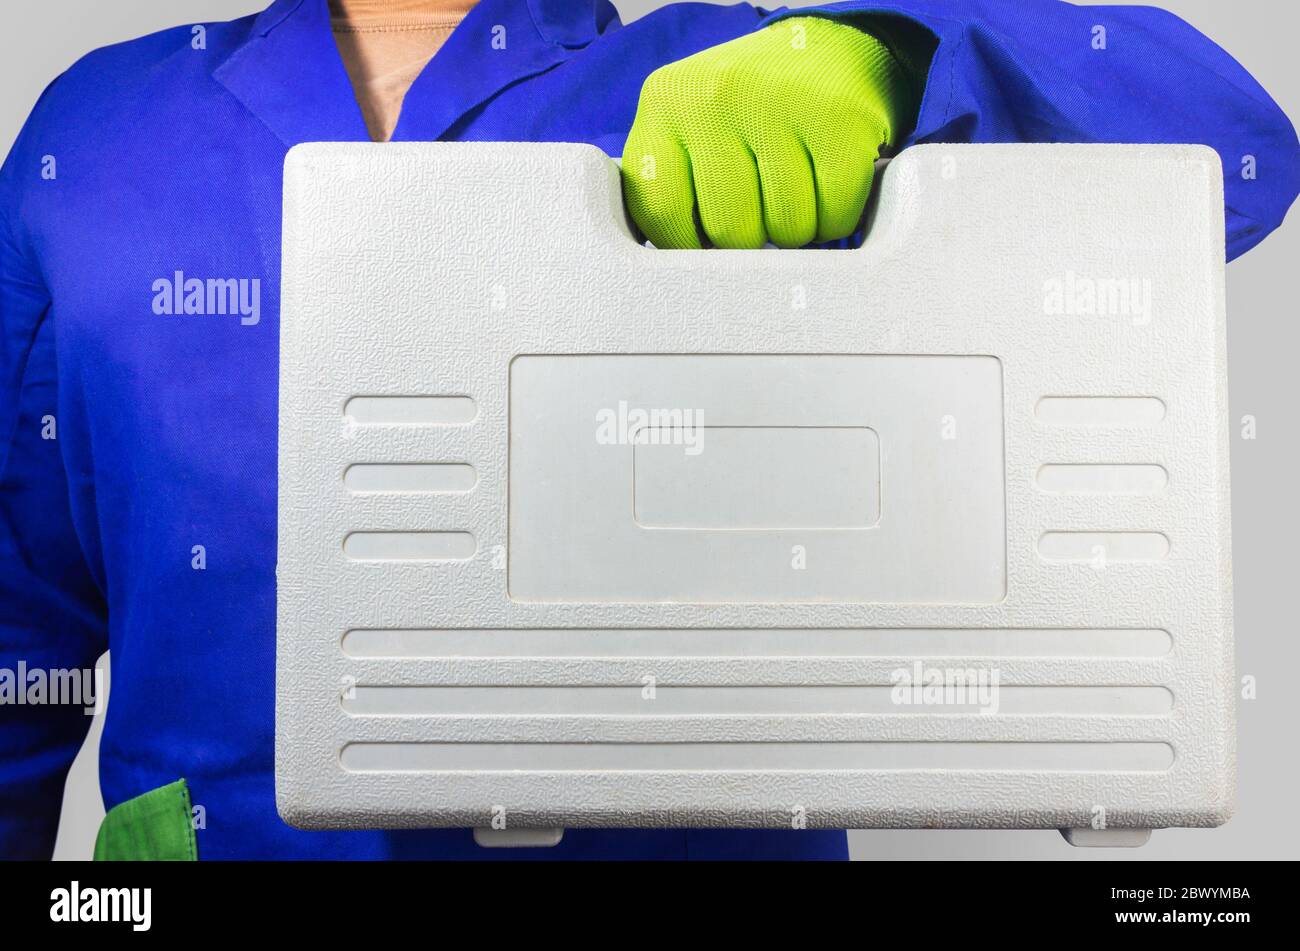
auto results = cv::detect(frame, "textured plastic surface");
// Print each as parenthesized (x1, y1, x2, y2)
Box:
(276, 142, 1234, 832)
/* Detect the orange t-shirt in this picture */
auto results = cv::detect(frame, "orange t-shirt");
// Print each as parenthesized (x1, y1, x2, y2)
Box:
(330, 0, 477, 142)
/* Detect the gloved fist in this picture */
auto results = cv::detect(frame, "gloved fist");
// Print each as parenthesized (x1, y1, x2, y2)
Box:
(622, 16, 910, 249)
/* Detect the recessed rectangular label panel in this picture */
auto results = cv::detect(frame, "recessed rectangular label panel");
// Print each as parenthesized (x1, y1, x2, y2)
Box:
(634, 426, 880, 529)
(509, 355, 1006, 603)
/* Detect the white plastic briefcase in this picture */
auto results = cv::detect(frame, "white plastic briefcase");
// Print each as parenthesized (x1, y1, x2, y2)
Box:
(276, 141, 1234, 846)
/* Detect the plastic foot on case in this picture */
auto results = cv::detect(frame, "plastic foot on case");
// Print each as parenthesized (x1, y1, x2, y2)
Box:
(1060, 828, 1152, 848)
(473, 827, 566, 848)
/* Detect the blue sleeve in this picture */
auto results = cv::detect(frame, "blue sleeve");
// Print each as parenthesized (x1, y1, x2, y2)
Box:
(762, 0, 1300, 260)
(0, 82, 109, 859)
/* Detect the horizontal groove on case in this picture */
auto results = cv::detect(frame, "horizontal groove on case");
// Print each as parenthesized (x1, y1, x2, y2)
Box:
(342, 685, 1174, 716)
(1035, 396, 1166, 426)
(340, 741, 1176, 773)
(343, 395, 476, 425)
(344, 463, 477, 494)
(1038, 532, 1170, 563)
(1036, 464, 1168, 494)
(342, 531, 476, 561)
(341, 628, 1173, 658)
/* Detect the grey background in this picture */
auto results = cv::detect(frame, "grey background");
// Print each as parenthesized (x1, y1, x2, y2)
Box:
(1, 0, 1293, 861)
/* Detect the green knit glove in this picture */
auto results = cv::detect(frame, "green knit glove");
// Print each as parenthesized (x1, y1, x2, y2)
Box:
(622, 16, 913, 249)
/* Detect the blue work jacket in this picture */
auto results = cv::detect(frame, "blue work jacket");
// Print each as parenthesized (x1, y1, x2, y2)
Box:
(1, 0, 1296, 860)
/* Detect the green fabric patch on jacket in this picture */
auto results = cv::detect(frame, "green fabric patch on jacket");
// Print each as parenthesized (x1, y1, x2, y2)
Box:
(93, 778, 197, 861)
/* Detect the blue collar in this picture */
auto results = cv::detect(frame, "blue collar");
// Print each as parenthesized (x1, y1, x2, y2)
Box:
(213, 0, 620, 145)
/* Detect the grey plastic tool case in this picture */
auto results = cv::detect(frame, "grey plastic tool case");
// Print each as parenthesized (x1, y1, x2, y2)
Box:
(276, 142, 1234, 843)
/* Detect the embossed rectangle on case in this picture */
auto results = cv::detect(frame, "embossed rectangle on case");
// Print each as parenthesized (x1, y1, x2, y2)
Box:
(508, 354, 1004, 602)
